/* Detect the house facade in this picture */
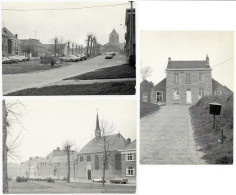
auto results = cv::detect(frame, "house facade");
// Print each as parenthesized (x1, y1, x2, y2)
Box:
(2, 27, 22, 57)
(120, 140, 136, 182)
(140, 80, 154, 102)
(77, 113, 132, 181)
(20, 39, 47, 57)
(141, 55, 233, 105)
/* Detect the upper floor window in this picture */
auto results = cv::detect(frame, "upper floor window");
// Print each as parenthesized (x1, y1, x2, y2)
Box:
(173, 88, 180, 100)
(174, 73, 179, 84)
(87, 155, 91, 162)
(199, 73, 204, 83)
(215, 90, 222, 96)
(94, 155, 99, 170)
(199, 87, 204, 99)
(125, 153, 135, 161)
(156, 91, 163, 102)
(186, 73, 191, 84)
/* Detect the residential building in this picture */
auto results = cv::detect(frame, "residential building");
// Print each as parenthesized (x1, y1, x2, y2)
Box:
(140, 80, 154, 102)
(20, 39, 47, 57)
(142, 55, 233, 105)
(120, 140, 136, 182)
(125, 8, 135, 65)
(2, 27, 21, 57)
(77, 112, 132, 181)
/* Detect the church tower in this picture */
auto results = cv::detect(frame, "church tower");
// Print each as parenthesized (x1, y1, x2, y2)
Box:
(95, 111, 101, 139)
(109, 29, 119, 45)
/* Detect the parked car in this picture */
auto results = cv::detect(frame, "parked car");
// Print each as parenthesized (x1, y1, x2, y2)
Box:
(75, 54, 83, 61)
(92, 177, 106, 183)
(110, 177, 128, 184)
(80, 54, 87, 60)
(105, 53, 113, 59)
(2, 57, 15, 64)
(61, 55, 80, 62)
(19, 56, 30, 61)
(8, 55, 22, 63)
(110, 52, 116, 56)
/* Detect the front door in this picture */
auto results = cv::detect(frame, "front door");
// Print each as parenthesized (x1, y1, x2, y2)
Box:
(186, 89, 192, 104)
(87, 169, 91, 180)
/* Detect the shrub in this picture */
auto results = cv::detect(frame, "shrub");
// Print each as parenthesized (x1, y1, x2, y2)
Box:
(16, 176, 28, 182)
(46, 177, 55, 183)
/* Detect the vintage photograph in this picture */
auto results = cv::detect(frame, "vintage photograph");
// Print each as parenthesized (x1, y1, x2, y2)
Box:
(2, 99, 136, 193)
(140, 31, 233, 164)
(2, 1, 135, 95)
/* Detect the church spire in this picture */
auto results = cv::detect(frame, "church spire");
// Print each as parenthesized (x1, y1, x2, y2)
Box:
(95, 109, 101, 139)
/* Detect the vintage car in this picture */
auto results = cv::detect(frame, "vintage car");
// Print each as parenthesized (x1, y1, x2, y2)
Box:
(2, 57, 15, 64)
(105, 53, 113, 59)
(110, 177, 128, 184)
(61, 55, 80, 62)
(92, 177, 106, 183)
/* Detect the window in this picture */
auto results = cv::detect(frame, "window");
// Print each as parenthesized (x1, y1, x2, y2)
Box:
(156, 91, 163, 102)
(115, 154, 121, 170)
(87, 155, 91, 162)
(142, 92, 148, 102)
(95, 155, 99, 170)
(126, 167, 135, 176)
(80, 156, 84, 162)
(199, 73, 204, 83)
(215, 90, 222, 95)
(125, 153, 135, 161)
(174, 73, 179, 84)
(199, 87, 204, 99)
(186, 73, 191, 84)
(173, 89, 180, 100)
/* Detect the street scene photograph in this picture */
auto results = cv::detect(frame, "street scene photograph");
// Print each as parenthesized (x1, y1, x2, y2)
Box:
(2, 1, 135, 95)
(2, 99, 136, 193)
(140, 31, 233, 165)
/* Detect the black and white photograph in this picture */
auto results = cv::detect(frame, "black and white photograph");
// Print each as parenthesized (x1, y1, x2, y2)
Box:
(2, 99, 136, 193)
(140, 31, 233, 165)
(2, 1, 135, 95)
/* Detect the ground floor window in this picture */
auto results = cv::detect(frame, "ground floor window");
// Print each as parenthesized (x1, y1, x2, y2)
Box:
(156, 91, 163, 101)
(215, 90, 222, 95)
(199, 87, 204, 99)
(173, 89, 180, 100)
(142, 92, 148, 102)
(126, 167, 135, 176)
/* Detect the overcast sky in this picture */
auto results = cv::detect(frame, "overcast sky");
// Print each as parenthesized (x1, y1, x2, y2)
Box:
(2, 1, 131, 45)
(6, 99, 136, 163)
(141, 31, 234, 91)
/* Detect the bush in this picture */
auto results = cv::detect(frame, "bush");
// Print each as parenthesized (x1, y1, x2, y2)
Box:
(46, 177, 55, 183)
(16, 176, 28, 182)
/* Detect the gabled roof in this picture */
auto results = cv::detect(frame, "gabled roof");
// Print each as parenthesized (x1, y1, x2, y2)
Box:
(124, 140, 136, 150)
(79, 133, 128, 155)
(110, 29, 118, 36)
(20, 39, 45, 48)
(167, 60, 211, 69)
(153, 78, 166, 91)
(2, 27, 18, 40)
(140, 79, 154, 87)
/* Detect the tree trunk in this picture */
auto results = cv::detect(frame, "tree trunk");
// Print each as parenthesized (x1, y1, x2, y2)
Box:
(3, 100, 9, 193)
(102, 137, 106, 187)
(66, 148, 70, 183)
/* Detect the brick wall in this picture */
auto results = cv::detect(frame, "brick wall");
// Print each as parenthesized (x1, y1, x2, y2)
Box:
(121, 153, 136, 182)
(166, 70, 212, 105)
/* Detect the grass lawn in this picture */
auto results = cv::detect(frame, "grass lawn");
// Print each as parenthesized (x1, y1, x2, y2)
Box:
(8, 181, 136, 193)
(140, 102, 160, 118)
(64, 64, 136, 80)
(6, 81, 136, 96)
(189, 94, 233, 164)
(2, 61, 65, 74)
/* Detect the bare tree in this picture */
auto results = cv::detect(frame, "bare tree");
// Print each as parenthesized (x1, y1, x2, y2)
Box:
(99, 120, 116, 187)
(53, 37, 58, 57)
(141, 65, 153, 81)
(67, 41, 71, 55)
(3, 100, 25, 193)
(86, 35, 92, 56)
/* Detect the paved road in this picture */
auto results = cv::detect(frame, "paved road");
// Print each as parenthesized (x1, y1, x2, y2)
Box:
(140, 105, 207, 164)
(3, 55, 126, 95)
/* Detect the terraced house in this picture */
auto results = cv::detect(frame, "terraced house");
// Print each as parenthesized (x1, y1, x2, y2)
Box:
(141, 55, 232, 105)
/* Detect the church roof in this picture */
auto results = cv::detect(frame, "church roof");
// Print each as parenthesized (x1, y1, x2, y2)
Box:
(79, 133, 128, 155)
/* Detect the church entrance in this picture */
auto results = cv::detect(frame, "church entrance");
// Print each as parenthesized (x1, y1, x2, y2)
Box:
(87, 169, 91, 180)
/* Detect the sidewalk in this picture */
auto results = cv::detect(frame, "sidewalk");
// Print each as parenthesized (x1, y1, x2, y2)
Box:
(140, 105, 207, 164)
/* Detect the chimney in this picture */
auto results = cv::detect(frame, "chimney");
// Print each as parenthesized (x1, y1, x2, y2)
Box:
(15, 34, 18, 38)
(168, 57, 171, 62)
(127, 138, 131, 144)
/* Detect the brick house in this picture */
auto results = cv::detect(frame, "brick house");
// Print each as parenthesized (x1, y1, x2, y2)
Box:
(20, 38, 47, 57)
(120, 140, 136, 182)
(2, 27, 21, 57)
(77, 112, 131, 181)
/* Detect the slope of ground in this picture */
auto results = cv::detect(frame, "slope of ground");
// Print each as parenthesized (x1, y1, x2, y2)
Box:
(189, 94, 233, 164)
(140, 102, 160, 118)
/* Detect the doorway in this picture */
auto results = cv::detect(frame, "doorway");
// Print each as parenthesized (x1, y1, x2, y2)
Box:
(186, 89, 192, 104)
(87, 169, 91, 180)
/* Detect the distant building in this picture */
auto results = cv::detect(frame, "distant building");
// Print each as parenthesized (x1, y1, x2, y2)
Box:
(2, 27, 21, 57)
(77, 112, 134, 181)
(44, 43, 68, 57)
(141, 55, 233, 105)
(140, 80, 154, 103)
(125, 8, 135, 65)
(101, 29, 125, 54)
(20, 39, 47, 57)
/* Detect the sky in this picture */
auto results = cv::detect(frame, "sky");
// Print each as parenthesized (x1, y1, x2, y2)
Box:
(2, 1, 131, 45)
(140, 31, 234, 91)
(6, 99, 136, 163)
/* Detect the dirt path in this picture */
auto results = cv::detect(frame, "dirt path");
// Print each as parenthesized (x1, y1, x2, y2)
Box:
(140, 105, 207, 164)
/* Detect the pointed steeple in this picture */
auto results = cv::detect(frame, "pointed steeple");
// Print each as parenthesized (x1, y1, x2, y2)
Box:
(95, 109, 101, 139)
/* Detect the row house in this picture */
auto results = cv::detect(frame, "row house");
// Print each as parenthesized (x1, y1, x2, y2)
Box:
(2, 27, 21, 57)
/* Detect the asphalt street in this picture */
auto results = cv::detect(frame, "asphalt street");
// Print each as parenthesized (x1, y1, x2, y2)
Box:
(3, 55, 126, 95)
